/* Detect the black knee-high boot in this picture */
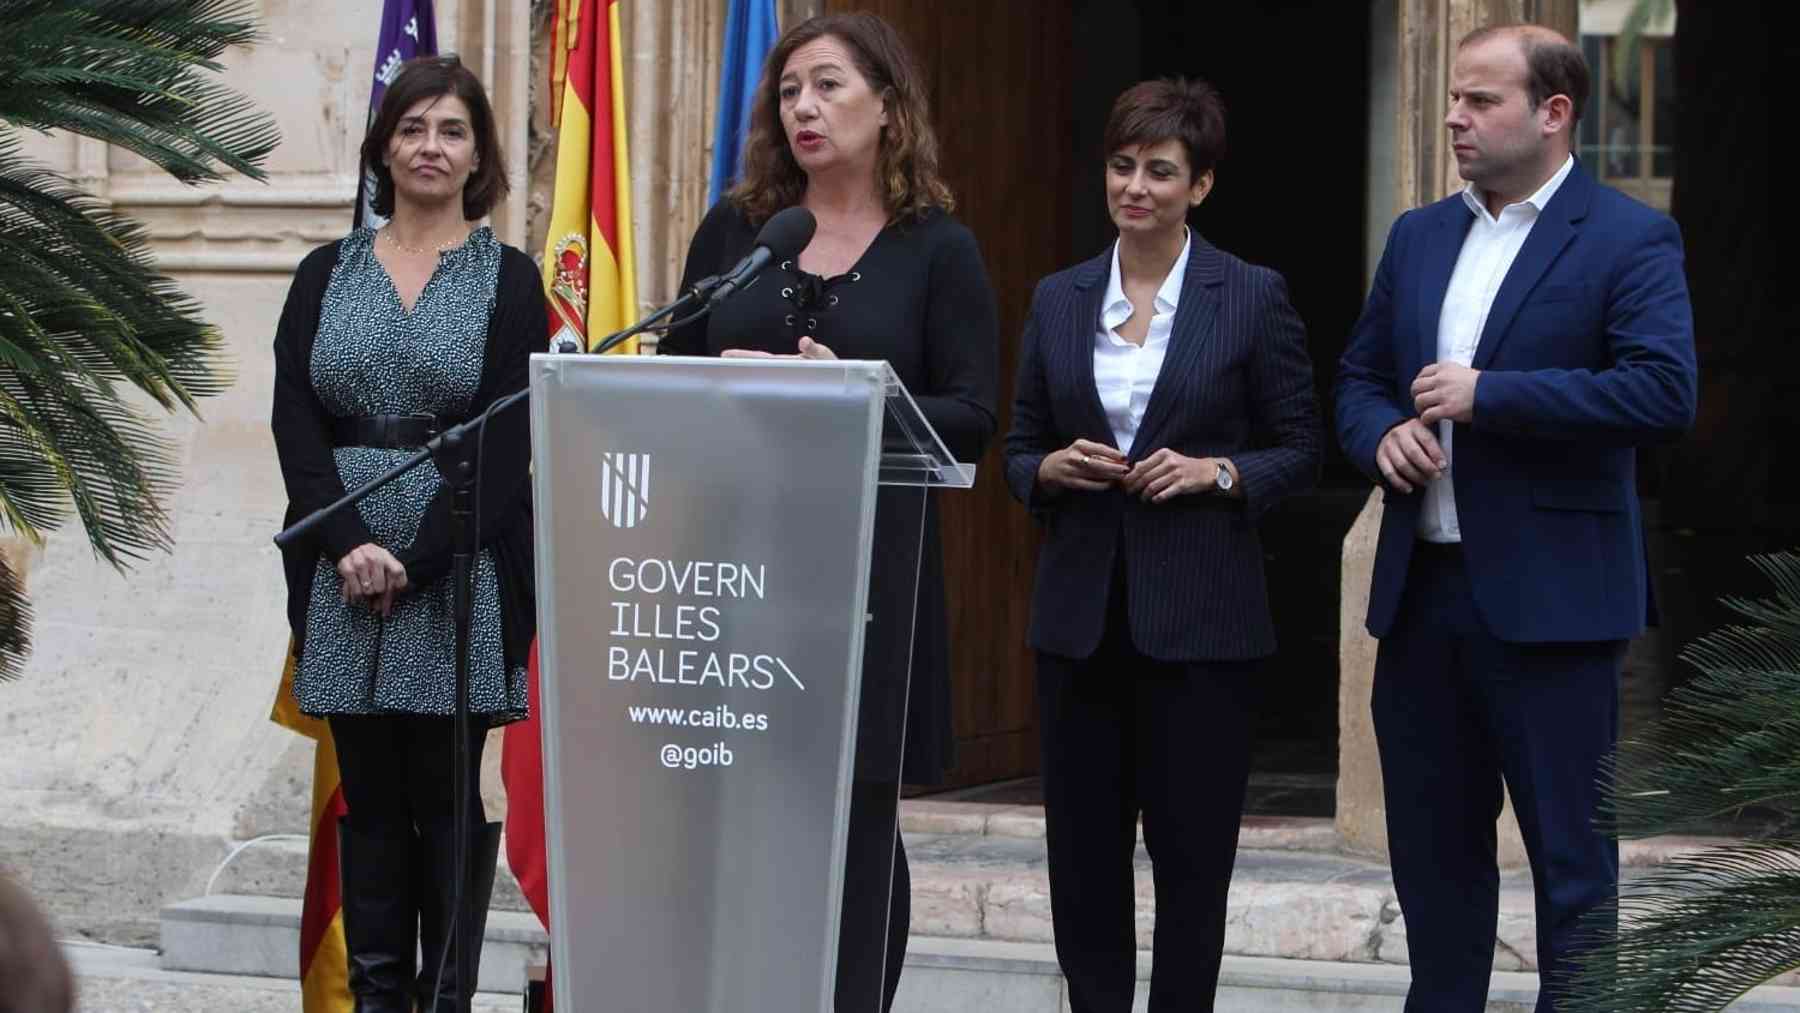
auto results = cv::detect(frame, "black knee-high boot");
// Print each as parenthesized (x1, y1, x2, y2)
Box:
(337, 820, 418, 1013)
(414, 820, 503, 1011)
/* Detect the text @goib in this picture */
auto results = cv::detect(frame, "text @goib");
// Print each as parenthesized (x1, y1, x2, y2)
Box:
(661, 742, 734, 770)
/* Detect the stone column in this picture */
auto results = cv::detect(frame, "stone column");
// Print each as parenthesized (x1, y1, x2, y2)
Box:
(616, 0, 728, 317)
(1336, 0, 1579, 866)
(455, 0, 533, 250)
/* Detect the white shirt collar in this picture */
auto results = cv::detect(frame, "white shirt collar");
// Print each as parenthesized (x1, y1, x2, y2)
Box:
(1460, 154, 1575, 223)
(1102, 228, 1191, 329)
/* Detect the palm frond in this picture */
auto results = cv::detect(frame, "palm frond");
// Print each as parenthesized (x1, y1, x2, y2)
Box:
(1564, 552, 1800, 1011)
(1601, 553, 1800, 838)
(0, 132, 232, 410)
(0, 0, 269, 675)
(0, 0, 278, 184)
(0, 129, 235, 566)
(0, 551, 30, 681)
(1567, 841, 1800, 1011)
(0, 367, 180, 567)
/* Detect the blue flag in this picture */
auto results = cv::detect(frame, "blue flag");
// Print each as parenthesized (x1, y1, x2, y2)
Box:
(356, 0, 439, 228)
(708, 0, 779, 206)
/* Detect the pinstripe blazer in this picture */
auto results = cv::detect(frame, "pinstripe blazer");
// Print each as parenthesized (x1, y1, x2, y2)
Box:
(1004, 237, 1320, 662)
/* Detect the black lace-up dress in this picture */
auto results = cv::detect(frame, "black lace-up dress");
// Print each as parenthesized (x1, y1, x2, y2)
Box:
(661, 200, 1000, 786)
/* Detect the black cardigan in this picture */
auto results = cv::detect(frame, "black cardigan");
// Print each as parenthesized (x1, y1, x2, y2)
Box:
(271, 237, 543, 673)
(661, 200, 1000, 784)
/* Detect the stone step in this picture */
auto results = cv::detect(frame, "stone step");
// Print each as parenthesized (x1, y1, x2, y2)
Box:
(194, 818, 1746, 979)
(66, 940, 522, 1013)
(904, 939, 1800, 1012)
(152, 899, 1800, 1012)
(198, 810, 1343, 913)
(160, 893, 549, 996)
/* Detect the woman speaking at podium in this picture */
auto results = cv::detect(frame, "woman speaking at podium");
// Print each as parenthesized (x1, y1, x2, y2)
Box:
(1004, 78, 1320, 1011)
(661, 13, 999, 1010)
(270, 56, 543, 1011)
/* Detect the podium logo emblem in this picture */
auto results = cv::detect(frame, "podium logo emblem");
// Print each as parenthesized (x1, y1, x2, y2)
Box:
(601, 452, 651, 528)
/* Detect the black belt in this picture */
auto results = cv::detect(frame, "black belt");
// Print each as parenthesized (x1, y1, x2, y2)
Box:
(330, 413, 452, 449)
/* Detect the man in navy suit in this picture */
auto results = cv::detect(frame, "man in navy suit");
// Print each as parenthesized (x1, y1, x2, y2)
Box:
(1335, 24, 1697, 1011)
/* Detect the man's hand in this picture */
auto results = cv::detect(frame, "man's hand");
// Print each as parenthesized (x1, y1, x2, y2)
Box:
(1375, 419, 1447, 494)
(1412, 362, 1479, 425)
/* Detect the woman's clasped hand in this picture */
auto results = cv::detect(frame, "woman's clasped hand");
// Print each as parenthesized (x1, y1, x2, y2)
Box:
(1038, 441, 1221, 502)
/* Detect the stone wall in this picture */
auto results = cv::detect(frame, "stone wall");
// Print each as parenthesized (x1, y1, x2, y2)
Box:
(0, 0, 1604, 944)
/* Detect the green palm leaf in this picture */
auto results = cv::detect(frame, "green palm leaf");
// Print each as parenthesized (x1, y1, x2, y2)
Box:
(1566, 842, 1800, 1010)
(1567, 551, 1800, 1010)
(0, 0, 272, 650)
(0, 551, 29, 681)
(0, 0, 277, 184)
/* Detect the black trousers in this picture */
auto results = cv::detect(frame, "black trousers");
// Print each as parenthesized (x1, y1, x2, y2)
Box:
(1374, 543, 1622, 1012)
(1036, 590, 1256, 1012)
(834, 780, 910, 1013)
(328, 714, 488, 835)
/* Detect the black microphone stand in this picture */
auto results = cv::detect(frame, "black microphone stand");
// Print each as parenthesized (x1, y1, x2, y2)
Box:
(588, 276, 713, 355)
(272, 281, 724, 1011)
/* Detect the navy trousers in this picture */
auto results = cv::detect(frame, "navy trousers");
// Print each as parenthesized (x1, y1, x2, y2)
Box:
(1037, 571, 1256, 1013)
(1373, 542, 1622, 1011)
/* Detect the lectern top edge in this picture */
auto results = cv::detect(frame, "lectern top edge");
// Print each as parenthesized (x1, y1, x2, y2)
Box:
(530, 354, 976, 489)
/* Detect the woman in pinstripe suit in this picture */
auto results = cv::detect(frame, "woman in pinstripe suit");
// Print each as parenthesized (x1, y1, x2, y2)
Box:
(1003, 78, 1320, 1012)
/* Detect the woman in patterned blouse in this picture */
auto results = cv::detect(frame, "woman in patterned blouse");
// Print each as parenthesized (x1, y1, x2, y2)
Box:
(270, 56, 544, 1012)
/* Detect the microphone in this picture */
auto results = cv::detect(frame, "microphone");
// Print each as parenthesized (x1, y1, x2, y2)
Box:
(704, 206, 816, 307)
(584, 206, 817, 356)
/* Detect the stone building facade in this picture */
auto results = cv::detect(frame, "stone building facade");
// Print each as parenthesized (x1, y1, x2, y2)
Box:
(6, 0, 1614, 943)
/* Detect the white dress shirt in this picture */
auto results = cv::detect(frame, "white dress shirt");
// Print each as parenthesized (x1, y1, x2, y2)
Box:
(1419, 155, 1574, 543)
(1095, 229, 1190, 454)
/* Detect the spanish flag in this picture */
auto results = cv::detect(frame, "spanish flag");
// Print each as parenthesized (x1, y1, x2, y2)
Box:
(506, 3, 639, 1006)
(270, 642, 353, 1013)
(539, 0, 638, 353)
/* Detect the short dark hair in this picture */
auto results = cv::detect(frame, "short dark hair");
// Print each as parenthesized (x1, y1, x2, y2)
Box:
(1460, 25, 1591, 126)
(359, 54, 509, 221)
(1102, 77, 1227, 182)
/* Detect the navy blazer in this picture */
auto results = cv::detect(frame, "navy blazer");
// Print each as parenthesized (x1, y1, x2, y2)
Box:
(1336, 161, 1697, 643)
(1004, 237, 1321, 662)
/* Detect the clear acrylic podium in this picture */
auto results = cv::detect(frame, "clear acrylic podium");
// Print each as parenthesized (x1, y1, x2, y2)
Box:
(528, 354, 975, 1012)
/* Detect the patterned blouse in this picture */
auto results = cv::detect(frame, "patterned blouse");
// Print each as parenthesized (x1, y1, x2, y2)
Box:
(292, 226, 526, 722)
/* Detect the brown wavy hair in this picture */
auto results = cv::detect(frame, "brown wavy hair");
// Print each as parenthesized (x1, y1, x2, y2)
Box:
(728, 13, 953, 226)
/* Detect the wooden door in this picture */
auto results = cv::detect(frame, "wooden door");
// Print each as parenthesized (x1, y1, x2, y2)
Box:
(823, 0, 1074, 786)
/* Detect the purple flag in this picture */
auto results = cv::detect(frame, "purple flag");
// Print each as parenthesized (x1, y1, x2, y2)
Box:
(356, 0, 438, 228)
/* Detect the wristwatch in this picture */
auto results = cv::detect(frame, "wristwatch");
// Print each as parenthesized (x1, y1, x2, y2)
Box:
(1212, 460, 1234, 494)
